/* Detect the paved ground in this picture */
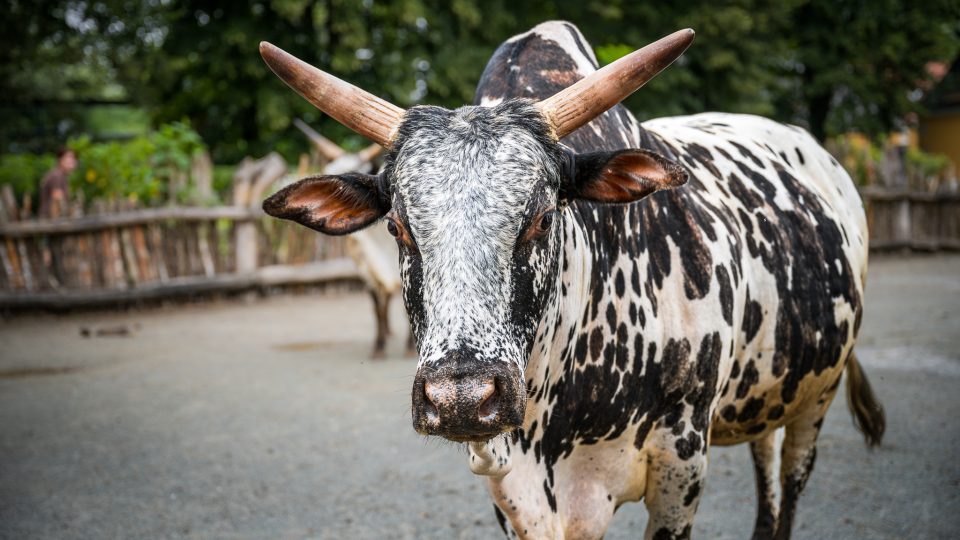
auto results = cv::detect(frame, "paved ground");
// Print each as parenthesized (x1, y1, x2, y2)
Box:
(0, 254, 958, 540)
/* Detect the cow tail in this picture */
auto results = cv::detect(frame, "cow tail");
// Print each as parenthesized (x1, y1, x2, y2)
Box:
(845, 352, 885, 447)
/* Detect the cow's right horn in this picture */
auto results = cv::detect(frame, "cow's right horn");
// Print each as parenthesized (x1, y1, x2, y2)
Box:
(260, 42, 406, 148)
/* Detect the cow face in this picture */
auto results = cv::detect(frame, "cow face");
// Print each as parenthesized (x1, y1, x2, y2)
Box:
(263, 100, 686, 442)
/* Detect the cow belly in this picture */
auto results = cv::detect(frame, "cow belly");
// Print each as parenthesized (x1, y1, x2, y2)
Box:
(710, 361, 846, 446)
(710, 252, 860, 446)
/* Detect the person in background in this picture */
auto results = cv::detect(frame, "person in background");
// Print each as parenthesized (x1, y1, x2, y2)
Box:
(39, 147, 76, 218)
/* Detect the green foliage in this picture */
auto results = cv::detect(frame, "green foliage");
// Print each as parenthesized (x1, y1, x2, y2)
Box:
(829, 134, 950, 189)
(905, 147, 950, 185)
(84, 106, 151, 139)
(779, 0, 960, 140)
(67, 121, 206, 206)
(0, 153, 56, 205)
(212, 165, 236, 200)
(68, 134, 161, 204)
(595, 44, 633, 66)
(1, 0, 958, 161)
(579, 0, 803, 120)
(0, 0, 157, 153)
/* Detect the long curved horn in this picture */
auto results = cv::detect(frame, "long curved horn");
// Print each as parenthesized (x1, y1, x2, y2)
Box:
(537, 29, 695, 140)
(259, 42, 405, 148)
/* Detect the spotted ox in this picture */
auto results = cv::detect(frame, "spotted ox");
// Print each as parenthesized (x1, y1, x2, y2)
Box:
(258, 21, 885, 540)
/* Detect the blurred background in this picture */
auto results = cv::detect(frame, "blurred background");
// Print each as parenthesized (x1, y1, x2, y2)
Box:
(1, 0, 958, 299)
(3, 0, 960, 204)
(1, 2, 959, 539)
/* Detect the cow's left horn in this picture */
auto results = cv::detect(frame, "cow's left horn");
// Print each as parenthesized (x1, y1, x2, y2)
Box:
(536, 29, 695, 140)
(259, 42, 406, 148)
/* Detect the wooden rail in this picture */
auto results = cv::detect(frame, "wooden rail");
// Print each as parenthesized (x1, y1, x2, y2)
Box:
(860, 188, 960, 251)
(0, 207, 263, 237)
(0, 203, 358, 308)
(0, 259, 357, 309)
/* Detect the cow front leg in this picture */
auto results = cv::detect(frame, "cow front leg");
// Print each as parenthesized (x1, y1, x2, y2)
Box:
(749, 431, 780, 540)
(369, 290, 387, 359)
(405, 325, 417, 357)
(381, 291, 393, 337)
(492, 503, 520, 539)
(643, 430, 708, 540)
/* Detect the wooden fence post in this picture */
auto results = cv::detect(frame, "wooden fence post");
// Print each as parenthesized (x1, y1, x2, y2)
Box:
(892, 198, 911, 248)
(232, 153, 286, 274)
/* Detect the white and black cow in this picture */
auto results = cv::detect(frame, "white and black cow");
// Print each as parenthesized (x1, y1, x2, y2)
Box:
(259, 21, 885, 540)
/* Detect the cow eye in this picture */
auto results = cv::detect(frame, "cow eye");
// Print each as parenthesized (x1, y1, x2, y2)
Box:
(385, 214, 416, 250)
(523, 208, 556, 243)
(537, 210, 555, 232)
(386, 218, 399, 237)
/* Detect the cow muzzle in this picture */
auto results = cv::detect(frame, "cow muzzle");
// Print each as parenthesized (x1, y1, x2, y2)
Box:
(412, 356, 525, 442)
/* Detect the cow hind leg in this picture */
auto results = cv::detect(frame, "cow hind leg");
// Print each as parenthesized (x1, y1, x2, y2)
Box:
(749, 431, 780, 540)
(773, 385, 838, 540)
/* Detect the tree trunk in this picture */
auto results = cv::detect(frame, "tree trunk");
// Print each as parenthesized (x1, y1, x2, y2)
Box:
(807, 90, 831, 143)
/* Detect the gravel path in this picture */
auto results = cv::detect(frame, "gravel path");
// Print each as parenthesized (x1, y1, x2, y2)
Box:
(1, 254, 957, 539)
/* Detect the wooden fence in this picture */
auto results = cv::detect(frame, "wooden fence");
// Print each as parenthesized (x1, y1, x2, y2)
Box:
(861, 188, 960, 251)
(0, 185, 955, 310)
(0, 153, 359, 309)
(0, 203, 356, 309)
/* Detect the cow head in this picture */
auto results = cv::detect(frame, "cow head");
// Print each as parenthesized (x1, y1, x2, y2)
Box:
(259, 29, 693, 443)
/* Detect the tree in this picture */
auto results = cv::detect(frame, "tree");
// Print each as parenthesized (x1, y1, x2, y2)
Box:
(109, 0, 520, 162)
(2, 0, 957, 159)
(1, 0, 103, 152)
(559, 0, 959, 141)
(780, 0, 960, 141)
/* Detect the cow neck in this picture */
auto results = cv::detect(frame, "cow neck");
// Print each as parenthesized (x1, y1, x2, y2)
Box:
(525, 207, 596, 403)
(524, 124, 653, 402)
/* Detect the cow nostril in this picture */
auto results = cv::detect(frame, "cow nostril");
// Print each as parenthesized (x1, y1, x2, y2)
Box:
(422, 381, 439, 422)
(478, 380, 500, 421)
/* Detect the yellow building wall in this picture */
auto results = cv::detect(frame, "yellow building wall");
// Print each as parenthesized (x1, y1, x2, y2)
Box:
(920, 112, 960, 171)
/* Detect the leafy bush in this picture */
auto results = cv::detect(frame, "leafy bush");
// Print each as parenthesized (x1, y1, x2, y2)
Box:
(0, 153, 55, 206)
(68, 134, 162, 204)
(905, 148, 950, 189)
(829, 134, 951, 190)
(0, 121, 209, 211)
(212, 165, 236, 202)
(69, 121, 207, 206)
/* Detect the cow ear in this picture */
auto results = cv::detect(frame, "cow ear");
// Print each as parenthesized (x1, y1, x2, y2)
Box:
(262, 173, 389, 235)
(567, 149, 688, 203)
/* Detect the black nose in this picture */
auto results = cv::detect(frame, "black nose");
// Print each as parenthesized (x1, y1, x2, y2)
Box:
(412, 355, 524, 442)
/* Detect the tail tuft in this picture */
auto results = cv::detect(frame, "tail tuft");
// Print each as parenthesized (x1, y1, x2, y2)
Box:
(845, 353, 885, 447)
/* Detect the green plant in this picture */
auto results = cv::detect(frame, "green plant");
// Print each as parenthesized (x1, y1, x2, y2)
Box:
(150, 121, 206, 204)
(905, 148, 950, 189)
(212, 165, 236, 202)
(595, 44, 634, 66)
(67, 121, 207, 206)
(0, 153, 55, 208)
(68, 134, 161, 204)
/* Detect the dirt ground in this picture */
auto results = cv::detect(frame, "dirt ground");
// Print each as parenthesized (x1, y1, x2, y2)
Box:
(0, 254, 957, 540)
